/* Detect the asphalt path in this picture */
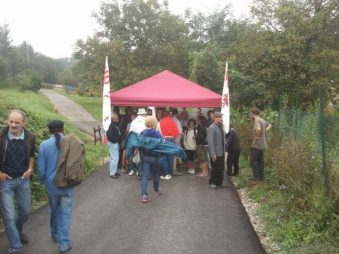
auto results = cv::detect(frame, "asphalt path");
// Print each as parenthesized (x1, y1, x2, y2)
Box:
(39, 89, 101, 135)
(0, 167, 264, 254)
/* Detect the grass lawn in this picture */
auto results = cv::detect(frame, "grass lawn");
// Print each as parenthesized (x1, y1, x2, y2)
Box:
(53, 87, 102, 120)
(0, 88, 106, 206)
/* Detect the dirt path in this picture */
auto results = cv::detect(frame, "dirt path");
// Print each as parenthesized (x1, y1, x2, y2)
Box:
(40, 89, 101, 135)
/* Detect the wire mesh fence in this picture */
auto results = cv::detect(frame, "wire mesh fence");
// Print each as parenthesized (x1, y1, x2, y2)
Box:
(274, 91, 338, 193)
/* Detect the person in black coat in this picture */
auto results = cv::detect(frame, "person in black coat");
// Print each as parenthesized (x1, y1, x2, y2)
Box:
(106, 114, 122, 178)
(225, 126, 241, 176)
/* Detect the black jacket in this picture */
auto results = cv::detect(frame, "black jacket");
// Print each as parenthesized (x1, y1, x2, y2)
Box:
(106, 122, 121, 144)
(226, 128, 240, 151)
(196, 124, 207, 145)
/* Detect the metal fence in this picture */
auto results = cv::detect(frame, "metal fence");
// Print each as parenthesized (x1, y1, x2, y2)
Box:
(274, 89, 338, 190)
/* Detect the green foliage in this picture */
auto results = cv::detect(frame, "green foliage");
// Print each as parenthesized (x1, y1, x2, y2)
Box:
(16, 70, 41, 92)
(0, 89, 105, 207)
(231, 105, 339, 253)
(74, 0, 191, 95)
(0, 24, 73, 88)
(189, 48, 223, 92)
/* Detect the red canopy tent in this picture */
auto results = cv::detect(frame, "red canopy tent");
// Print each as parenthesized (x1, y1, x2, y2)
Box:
(110, 70, 221, 107)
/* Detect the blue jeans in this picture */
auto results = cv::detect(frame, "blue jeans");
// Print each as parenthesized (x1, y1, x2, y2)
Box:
(48, 193, 73, 251)
(141, 156, 160, 196)
(0, 178, 31, 251)
(161, 154, 173, 176)
(108, 142, 119, 175)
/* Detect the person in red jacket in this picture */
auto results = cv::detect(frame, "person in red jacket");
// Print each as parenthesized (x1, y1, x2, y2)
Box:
(158, 111, 179, 180)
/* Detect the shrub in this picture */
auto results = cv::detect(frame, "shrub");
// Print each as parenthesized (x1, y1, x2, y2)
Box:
(272, 138, 322, 208)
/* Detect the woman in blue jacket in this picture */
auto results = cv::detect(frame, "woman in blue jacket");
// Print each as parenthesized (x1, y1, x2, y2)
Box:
(140, 116, 163, 203)
(37, 120, 73, 254)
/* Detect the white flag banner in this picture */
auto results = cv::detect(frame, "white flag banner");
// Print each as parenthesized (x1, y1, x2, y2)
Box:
(221, 62, 230, 134)
(102, 56, 111, 132)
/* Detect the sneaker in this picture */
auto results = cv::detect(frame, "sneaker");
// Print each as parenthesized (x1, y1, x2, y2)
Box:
(164, 174, 172, 180)
(154, 191, 162, 197)
(141, 195, 148, 203)
(115, 172, 121, 176)
(172, 170, 183, 176)
(20, 233, 29, 244)
(8, 247, 22, 253)
(160, 175, 166, 180)
(209, 184, 217, 189)
(110, 174, 119, 179)
(60, 246, 72, 254)
(188, 169, 195, 174)
(128, 170, 135, 176)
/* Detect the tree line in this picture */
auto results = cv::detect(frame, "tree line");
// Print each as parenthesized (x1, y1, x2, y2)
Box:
(1, 0, 338, 109)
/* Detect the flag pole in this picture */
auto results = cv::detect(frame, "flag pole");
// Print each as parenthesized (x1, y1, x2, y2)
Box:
(102, 56, 112, 166)
(221, 62, 230, 134)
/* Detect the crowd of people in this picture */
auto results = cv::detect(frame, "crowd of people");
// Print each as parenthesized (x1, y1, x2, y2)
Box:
(0, 106, 271, 253)
(106, 107, 245, 193)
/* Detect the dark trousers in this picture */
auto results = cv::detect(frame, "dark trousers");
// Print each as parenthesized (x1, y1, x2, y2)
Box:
(250, 148, 264, 179)
(209, 156, 225, 185)
(226, 149, 241, 176)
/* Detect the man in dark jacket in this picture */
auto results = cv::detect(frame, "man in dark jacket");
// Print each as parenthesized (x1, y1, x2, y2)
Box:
(207, 112, 225, 189)
(225, 126, 241, 176)
(106, 113, 122, 179)
(0, 110, 35, 253)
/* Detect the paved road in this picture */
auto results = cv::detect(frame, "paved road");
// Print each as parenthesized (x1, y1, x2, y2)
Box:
(0, 167, 264, 254)
(40, 89, 101, 135)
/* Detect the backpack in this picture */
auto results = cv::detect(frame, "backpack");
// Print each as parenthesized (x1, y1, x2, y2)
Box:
(54, 134, 86, 187)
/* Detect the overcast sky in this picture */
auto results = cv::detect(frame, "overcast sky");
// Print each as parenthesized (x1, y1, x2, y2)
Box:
(0, 0, 252, 59)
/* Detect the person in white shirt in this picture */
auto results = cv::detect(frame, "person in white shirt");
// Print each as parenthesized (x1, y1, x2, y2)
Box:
(128, 108, 147, 176)
(129, 108, 147, 134)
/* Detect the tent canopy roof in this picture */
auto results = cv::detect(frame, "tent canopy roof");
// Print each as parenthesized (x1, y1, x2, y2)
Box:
(110, 70, 221, 107)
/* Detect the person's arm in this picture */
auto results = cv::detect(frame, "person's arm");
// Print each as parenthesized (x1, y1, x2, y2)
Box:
(266, 122, 272, 131)
(207, 127, 216, 161)
(0, 171, 12, 181)
(22, 134, 35, 179)
(36, 145, 46, 183)
(22, 157, 34, 179)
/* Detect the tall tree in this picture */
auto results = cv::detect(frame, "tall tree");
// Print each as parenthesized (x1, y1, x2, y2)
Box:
(230, 0, 339, 108)
(74, 0, 191, 93)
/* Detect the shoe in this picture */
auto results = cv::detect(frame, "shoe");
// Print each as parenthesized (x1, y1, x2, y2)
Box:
(188, 169, 195, 174)
(154, 191, 162, 197)
(172, 171, 183, 176)
(160, 175, 165, 180)
(121, 168, 128, 174)
(141, 195, 148, 203)
(8, 247, 22, 253)
(20, 233, 29, 244)
(128, 170, 135, 176)
(164, 174, 172, 180)
(116, 172, 121, 176)
(110, 174, 119, 179)
(196, 173, 208, 177)
(209, 184, 217, 189)
(60, 246, 72, 253)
